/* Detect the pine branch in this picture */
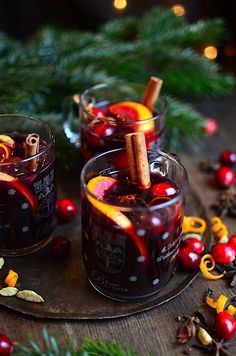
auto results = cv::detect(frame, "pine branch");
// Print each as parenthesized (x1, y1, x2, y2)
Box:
(13, 329, 138, 356)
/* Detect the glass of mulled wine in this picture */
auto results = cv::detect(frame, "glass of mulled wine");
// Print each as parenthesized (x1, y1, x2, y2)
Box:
(0, 114, 56, 256)
(81, 148, 188, 301)
(79, 83, 167, 162)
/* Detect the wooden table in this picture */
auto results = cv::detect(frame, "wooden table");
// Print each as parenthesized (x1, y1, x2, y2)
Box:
(1, 95, 236, 355)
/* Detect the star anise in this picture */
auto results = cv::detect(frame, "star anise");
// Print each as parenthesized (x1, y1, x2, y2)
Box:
(199, 159, 220, 173)
(215, 260, 236, 288)
(193, 339, 231, 356)
(176, 314, 200, 344)
(212, 186, 236, 218)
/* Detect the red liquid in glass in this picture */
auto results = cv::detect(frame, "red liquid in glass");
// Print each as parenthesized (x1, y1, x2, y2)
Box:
(0, 134, 56, 251)
(82, 171, 184, 301)
(81, 102, 165, 162)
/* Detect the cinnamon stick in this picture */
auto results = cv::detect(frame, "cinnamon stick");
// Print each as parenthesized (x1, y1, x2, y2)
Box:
(25, 133, 40, 171)
(141, 76, 163, 112)
(125, 132, 151, 190)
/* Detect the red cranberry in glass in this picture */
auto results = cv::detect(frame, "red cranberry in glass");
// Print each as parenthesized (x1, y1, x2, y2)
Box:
(56, 198, 77, 223)
(220, 150, 236, 167)
(94, 122, 116, 139)
(0, 334, 13, 356)
(151, 182, 178, 197)
(229, 235, 236, 253)
(215, 166, 235, 188)
(211, 243, 235, 264)
(50, 236, 71, 258)
(178, 246, 201, 270)
(183, 238, 204, 254)
(214, 311, 236, 340)
(204, 118, 218, 136)
(90, 107, 106, 118)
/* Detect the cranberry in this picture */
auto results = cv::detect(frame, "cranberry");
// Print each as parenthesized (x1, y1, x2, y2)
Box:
(204, 118, 218, 136)
(215, 166, 235, 188)
(50, 236, 71, 258)
(183, 238, 204, 254)
(211, 243, 235, 264)
(178, 246, 201, 270)
(90, 107, 106, 118)
(94, 123, 116, 138)
(0, 334, 13, 356)
(229, 235, 236, 253)
(220, 150, 236, 167)
(214, 311, 236, 340)
(151, 182, 178, 197)
(56, 198, 77, 223)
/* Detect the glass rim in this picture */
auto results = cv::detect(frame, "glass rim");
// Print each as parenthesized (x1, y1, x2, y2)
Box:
(0, 114, 55, 167)
(79, 83, 167, 125)
(81, 148, 188, 212)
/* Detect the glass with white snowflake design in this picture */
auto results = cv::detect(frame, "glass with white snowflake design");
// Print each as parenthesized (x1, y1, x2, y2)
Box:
(0, 115, 56, 256)
(81, 148, 188, 301)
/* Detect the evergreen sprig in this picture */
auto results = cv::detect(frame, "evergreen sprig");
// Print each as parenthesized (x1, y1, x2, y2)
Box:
(0, 5, 234, 166)
(13, 328, 138, 356)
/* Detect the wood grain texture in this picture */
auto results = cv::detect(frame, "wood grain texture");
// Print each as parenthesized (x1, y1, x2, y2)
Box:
(1, 95, 236, 355)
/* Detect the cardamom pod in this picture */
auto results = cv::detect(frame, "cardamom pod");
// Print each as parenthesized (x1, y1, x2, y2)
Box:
(198, 327, 213, 346)
(0, 287, 18, 296)
(0, 257, 4, 269)
(17, 290, 44, 303)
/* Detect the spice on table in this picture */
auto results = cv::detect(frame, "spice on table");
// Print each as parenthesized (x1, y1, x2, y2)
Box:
(198, 327, 212, 346)
(17, 289, 44, 303)
(4, 269, 18, 287)
(0, 257, 4, 269)
(212, 186, 236, 218)
(176, 315, 200, 344)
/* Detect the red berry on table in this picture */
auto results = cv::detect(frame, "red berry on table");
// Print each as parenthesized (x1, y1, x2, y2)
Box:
(50, 236, 71, 258)
(214, 311, 236, 340)
(90, 107, 106, 118)
(229, 235, 236, 253)
(0, 334, 13, 356)
(56, 198, 78, 223)
(211, 243, 235, 264)
(204, 118, 218, 136)
(151, 182, 179, 197)
(178, 246, 201, 270)
(183, 238, 204, 255)
(220, 150, 236, 167)
(215, 166, 235, 188)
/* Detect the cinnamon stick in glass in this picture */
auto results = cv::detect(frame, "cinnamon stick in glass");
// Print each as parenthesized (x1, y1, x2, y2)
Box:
(142, 76, 163, 112)
(25, 133, 40, 171)
(125, 132, 151, 190)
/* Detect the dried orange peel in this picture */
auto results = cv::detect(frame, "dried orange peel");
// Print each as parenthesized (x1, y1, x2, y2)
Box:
(182, 216, 207, 235)
(206, 293, 236, 316)
(108, 101, 154, 135)
(211, 216, 228, 240)
(4, 269, 19, 287)
(87, 176, 147, 258)
(200, 254, 224, 280)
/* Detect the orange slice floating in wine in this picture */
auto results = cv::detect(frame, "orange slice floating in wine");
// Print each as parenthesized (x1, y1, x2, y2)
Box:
(0, 172, 37, 213)
(87, 176, 147, 258)
(108, 101, 154, 135)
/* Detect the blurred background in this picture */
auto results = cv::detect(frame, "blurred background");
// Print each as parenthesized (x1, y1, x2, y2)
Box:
(0, 0, 235, 71)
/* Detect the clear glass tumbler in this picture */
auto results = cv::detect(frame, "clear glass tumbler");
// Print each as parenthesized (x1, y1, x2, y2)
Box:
(0, 114, 56, 256)
(79, 83, 167, 162)
(81, 148, 188, 301)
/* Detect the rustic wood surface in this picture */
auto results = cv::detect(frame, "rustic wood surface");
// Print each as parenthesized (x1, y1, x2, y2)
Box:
(1, 95, 236, 355)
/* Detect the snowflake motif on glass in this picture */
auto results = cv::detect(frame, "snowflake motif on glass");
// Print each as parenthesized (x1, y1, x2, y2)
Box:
(21, 202, 29, 210)
(137, 229, 146, 237)
(137, 255, 145, 263)
(129, 275, 138, 282)
(152, 278, 160, 286)
(8, 188, 16, 196)
(162, 232, 169, 240)
(22, 226, 29, 233)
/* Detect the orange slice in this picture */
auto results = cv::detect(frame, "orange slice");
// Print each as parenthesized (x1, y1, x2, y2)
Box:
(0, 172, 37, 213)
(108, 101, 154, 135)
(87, 176, 147, 257)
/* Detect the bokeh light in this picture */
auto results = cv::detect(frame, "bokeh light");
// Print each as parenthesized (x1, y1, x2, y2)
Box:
(204, 46, 218, 60)
(114, 0, 127, 10)
(172, 4, 186, 17)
